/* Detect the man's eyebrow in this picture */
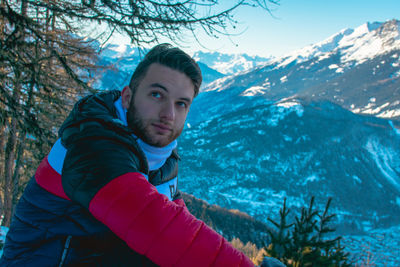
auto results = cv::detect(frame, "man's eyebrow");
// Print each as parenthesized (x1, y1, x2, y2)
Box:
(151, 83, 168, 92)
(150, 83, 192, 103)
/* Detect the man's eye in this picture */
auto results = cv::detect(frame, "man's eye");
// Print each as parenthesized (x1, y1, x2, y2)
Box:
(177, 102, 187, 108)
(151, 92, 161, 98)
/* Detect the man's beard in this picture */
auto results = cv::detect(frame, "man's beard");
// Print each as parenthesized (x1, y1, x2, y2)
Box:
(127, 104, 183, 147)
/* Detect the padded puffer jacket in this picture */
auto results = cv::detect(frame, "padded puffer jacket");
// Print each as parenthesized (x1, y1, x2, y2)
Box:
(0, 90, 253, 266)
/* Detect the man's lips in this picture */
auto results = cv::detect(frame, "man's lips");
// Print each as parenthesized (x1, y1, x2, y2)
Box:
(152, 123, 172, 133)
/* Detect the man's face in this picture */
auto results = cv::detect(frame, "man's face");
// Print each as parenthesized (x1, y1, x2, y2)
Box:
(122, 63, 195, 147)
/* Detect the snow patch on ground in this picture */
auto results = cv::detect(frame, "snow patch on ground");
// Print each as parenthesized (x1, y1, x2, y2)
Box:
(361, 102, 390, 115)
(389, 121, 400, 136)
(227, 141, 241, 148)
(365, 138, 400, 191)
(241, 86, 267, 96)
(328, 64, 339, 69)
(352, 175, 362, 184)
(280, 75, 288, 83)
(335, 67, 344, 73)
(266, 101, 304, 127)
(351, 99, 400, 119)
(378, 109, 400, 118)
(283, 135, 293, 142)
(302, 174, 320, 185)
(277, 100, 304, 116)
(202, 76, 233, 92)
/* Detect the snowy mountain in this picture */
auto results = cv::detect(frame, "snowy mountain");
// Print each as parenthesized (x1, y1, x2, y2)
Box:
(192, 51, 271, 75)
(179, 19, 400, 265)
(277, 21, 395, 66)
(95, 44, 143, 90)
(198, 19, 400, 122)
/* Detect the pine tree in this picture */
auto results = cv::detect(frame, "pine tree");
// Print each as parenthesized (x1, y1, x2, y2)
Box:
(312, 197, 351, 266)
(265, 198, 293, 265)
(290, 196, 319, 266)
(264, 197, 352, 267)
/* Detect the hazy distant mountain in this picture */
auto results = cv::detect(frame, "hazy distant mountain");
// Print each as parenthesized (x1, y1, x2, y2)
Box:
(96, 44, 143, 90)
(197, 62, 226, 85)
(193, 51, 272, 75)
(96, 45, 267, 90)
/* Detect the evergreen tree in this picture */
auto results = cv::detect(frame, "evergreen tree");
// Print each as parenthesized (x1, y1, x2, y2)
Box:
(265, 198, 293, 265)
(312, 197, 351, 266)
(264, 197, 352, 267)
(290, 196, 319, 265)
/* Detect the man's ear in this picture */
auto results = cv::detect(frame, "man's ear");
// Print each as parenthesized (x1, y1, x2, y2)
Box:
(121, 86, 132, 109)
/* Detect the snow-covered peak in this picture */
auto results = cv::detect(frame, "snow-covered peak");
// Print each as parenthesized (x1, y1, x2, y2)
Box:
(278, 20, 400, 67)
(101, 43, 142, 59)
(193, 51, 271, 75)
(282, 27, 355, 63)
(339, 20, 400, 63)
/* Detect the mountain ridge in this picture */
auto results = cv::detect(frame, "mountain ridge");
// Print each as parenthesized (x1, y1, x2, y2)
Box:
(194, 19, 400, 122)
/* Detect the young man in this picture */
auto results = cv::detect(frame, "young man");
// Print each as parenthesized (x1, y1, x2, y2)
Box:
(0, 44, 254, 266)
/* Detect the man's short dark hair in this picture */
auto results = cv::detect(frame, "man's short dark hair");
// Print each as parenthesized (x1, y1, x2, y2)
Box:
(129, 43, 202, 97)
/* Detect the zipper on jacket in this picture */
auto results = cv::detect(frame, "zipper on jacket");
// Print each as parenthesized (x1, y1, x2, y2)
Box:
(58, 235, 72, 267)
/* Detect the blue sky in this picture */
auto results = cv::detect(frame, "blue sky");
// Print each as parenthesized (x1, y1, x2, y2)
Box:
(182, 0, 400, 57)
(108, 0, 400, 58)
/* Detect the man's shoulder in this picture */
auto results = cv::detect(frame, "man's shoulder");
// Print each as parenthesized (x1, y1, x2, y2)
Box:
(63, 90, 121, 124)
(59, 90, 134, 146)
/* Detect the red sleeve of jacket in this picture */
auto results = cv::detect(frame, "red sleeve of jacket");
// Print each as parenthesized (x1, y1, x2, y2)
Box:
(88, 172, 253, 267)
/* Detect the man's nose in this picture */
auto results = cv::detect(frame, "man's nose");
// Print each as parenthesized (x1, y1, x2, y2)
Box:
(160, 101, 175, 121)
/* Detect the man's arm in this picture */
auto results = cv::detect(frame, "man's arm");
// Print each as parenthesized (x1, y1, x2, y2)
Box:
(61, 131, 253, 267)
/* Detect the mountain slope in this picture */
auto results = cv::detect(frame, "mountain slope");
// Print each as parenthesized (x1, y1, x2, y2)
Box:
(179, 99, 400, 232)
(182, 193, 269, 247)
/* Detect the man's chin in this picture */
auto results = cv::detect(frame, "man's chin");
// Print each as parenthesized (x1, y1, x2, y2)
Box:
(137, 127, 180, 147)
(143, 135, 173, 148)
